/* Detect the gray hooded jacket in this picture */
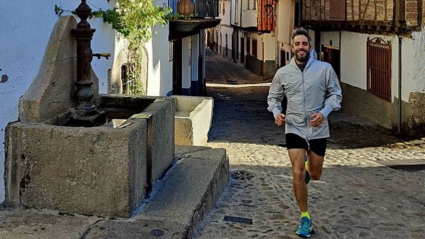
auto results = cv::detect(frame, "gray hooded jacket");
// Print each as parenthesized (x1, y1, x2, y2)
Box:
(267, 51, 342, 140)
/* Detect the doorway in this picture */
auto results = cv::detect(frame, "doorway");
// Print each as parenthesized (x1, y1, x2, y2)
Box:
(173, 39, 182, 95)
(321, 44, 340, 79)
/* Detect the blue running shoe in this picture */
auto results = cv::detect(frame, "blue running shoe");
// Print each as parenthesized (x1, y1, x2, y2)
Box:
(296, 216, 313, 238)
(305, 156, 310, 184)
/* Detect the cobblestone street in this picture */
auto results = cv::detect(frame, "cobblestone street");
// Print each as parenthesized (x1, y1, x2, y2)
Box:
(196, 50, 425, 239)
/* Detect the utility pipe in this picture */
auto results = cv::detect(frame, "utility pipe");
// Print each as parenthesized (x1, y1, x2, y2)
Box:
(397, 35, 402, 134)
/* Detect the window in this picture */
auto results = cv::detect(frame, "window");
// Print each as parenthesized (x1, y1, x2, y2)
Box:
(330, 0, 346, 20)
(253, 0, 257, 10)
(248, 0, 250, 10)
(252, 39, 258, 58)
(367, 37, 392, 101)
(222, 2, 225, 15)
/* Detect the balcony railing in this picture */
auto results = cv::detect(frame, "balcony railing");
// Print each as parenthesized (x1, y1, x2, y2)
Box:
(194, 0, 219, 18)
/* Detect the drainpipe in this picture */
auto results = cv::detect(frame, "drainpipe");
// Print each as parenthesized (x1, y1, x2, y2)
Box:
(397, 34, 402, 134)
(240, 0, 243, 64)
(275, 2, 279, 70)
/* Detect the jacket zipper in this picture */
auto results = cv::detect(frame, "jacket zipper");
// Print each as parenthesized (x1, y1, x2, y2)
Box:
(301, 69, 310, 150)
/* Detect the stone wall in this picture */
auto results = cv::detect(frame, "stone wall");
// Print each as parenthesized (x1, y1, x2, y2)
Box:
(341, 82, 425, 135)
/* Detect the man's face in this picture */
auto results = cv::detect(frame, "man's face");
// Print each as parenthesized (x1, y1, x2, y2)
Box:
(291, 35, 311, 63)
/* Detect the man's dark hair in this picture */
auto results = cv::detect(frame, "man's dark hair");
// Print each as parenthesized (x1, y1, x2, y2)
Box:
(291, 29, 312, 47)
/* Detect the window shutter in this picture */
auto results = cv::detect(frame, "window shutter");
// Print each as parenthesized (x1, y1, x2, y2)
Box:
(330, 0, 345, 20)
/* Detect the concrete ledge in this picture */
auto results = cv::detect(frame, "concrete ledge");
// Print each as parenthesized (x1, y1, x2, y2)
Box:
(172, 96, 214, 146)
(134, 146, 229, 238)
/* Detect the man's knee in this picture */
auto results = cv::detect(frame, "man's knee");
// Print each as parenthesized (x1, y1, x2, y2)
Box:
(309, 168, 322, 180)
(293, 169, 306, 183)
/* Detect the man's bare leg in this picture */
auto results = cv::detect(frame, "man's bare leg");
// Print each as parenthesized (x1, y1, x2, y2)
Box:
(288, 148, 308, 212)
(306, 151, 324, 180)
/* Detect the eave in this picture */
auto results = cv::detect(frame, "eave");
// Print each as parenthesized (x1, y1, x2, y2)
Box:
(169, 19, 221, 41)
(301, 20, 418, 36)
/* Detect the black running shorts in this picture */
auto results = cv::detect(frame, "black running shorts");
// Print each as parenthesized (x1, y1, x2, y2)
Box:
(285, 133, 328, 156)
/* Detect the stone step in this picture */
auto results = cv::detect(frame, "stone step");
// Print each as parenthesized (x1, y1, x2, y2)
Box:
(130, 146, 229, 238)
(0, 146, 229, 239)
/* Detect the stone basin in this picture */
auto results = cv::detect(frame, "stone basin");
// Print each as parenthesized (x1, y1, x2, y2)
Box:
(172, 95, 214, 146)
(5, 95, 175, 218)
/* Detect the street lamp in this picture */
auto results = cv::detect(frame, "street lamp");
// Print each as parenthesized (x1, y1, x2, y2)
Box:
(264, 0, 278, 18)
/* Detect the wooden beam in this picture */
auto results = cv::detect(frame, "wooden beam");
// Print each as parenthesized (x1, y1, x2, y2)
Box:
(418, 0, 423, 28)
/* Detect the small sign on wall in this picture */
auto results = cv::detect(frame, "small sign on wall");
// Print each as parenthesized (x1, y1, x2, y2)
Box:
(169, 42, 173, 61)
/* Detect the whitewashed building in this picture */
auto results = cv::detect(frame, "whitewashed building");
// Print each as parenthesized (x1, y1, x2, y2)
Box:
(215, 0, 233, 60)
(229, 0, 277, 79)
(301, 0, 425, 134)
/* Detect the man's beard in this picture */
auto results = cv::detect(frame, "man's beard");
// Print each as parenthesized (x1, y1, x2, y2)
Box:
(295, 50, 308, 62)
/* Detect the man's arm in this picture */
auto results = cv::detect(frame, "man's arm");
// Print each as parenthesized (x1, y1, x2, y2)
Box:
(268, 71, 287, 126)
(267, 72, 285, 118)
(319, 66, 342, 118)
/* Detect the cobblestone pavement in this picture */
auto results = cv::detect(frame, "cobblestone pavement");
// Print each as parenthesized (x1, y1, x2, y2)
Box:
(195, 50, 425, 239)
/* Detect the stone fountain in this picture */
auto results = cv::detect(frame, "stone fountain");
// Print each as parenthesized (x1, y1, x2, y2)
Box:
(4, 1, 175, 218)
(4, 4, 228, 238)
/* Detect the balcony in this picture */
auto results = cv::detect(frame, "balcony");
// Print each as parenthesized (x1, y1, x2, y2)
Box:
(194, 0, 219, 18)
(169, 0, 221, 40)
(301, 0, 419, 33)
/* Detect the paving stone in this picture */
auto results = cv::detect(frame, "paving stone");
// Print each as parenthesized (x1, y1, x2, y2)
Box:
(194, 50, 425, 239)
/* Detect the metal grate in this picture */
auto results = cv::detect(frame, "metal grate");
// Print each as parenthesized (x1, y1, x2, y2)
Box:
(367, 37, 392, 101)
(231, 170, 255, 180)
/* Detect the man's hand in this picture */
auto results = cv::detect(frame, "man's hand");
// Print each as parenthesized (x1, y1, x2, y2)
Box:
(309, 112, 324, 127)
(275, 114, 286, 126)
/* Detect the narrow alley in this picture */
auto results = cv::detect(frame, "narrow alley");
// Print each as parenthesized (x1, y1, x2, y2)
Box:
(195, 49, 425, 239)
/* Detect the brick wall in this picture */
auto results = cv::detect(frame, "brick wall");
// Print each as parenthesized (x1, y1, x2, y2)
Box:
(303, 0, 423, 28)
(405, 0, 419, 26)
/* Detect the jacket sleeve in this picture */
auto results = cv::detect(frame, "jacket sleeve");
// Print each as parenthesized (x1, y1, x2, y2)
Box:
(319, 67, 342, 118)
(267, 72, 285, 118)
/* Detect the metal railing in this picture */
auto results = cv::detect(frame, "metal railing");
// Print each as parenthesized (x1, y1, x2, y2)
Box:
(194, 0, 219, 18)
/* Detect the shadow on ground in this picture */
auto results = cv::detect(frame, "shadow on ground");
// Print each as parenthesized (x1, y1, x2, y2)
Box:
(206, 85, 423, 149)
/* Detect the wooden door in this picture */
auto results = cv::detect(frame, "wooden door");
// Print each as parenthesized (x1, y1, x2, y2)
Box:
(321, 45, 340, 79)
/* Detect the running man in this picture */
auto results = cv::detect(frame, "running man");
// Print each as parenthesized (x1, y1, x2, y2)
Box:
(267, 29, 342, 238)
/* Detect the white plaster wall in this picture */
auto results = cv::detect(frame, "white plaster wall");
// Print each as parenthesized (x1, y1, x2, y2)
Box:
(191, 35, 200, 82)
(182, 37, 191, 90)
(0, 0, 121, 204)
(241, 10, 257, 28)
(320, 31, 341, 49)
(241, 0, 256, 28)
(277, 0, 294, 44)
(340, 31, 417, 102)
(219, 26, 234, 51)
(410, 31, 425, 93)
(145, 5, 172, 96)
(218, 0, 231, 25)
(231, 0, 239, 25)
(263, 34, 276, 61)
(341, 32, 369, 89)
